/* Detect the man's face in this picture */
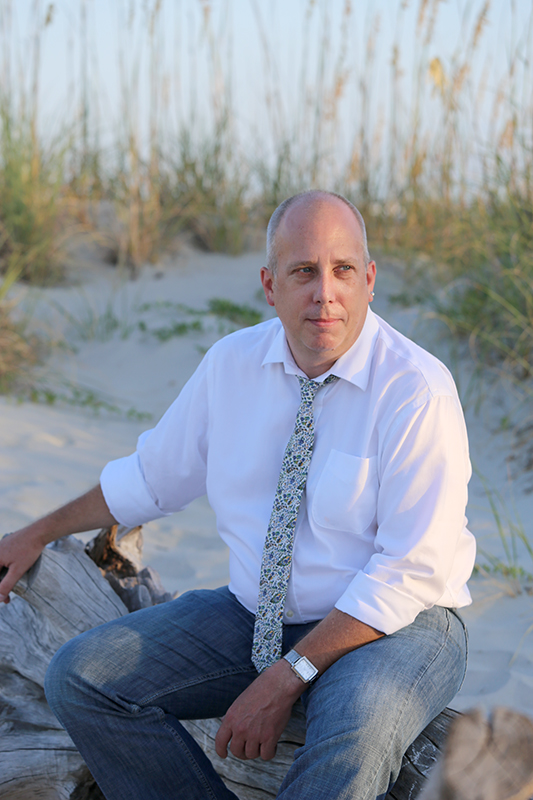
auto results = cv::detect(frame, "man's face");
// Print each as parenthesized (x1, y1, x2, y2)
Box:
(261, 197, 376, 378)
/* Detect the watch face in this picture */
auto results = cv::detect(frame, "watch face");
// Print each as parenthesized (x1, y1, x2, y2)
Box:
(297, 657, 317, 682)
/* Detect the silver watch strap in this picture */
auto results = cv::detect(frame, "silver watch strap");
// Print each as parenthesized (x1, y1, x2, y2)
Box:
(283, 649, 302, 667)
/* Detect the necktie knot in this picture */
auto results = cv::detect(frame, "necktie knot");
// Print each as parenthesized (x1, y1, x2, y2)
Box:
(298, 373, 339, 402)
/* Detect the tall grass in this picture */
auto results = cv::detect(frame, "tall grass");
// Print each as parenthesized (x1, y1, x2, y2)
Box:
(0, 105, 66, 284)
(0, 0, 531, 386)
(0, 261, 41, 391)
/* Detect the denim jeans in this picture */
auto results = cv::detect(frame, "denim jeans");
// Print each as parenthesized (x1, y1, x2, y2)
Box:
(45, 586, 467, 800)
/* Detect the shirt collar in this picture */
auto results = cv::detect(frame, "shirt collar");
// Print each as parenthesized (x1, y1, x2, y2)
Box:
(261, 308, 380, 391)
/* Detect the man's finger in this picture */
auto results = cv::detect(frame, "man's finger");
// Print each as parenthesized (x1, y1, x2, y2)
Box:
(260, 739, 277, 761)
(229, 735, 248, 760)
(244, 739, 261, 760)
(214, 719, 232, 759)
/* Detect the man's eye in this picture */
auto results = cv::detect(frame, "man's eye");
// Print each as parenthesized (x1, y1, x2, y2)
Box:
(339, 265, 353, 271)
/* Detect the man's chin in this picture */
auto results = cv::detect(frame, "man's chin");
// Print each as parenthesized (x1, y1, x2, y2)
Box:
(305, 337, 344, 361)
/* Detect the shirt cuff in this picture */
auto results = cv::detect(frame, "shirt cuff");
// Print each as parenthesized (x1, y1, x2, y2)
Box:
(334, 571, 428, 635)
(100, 451, 170, 528)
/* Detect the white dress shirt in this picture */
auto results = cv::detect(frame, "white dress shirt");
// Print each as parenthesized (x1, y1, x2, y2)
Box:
(101, 309, 475, 635)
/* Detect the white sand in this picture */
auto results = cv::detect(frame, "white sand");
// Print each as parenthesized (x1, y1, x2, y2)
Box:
(1, 244, 533, 717)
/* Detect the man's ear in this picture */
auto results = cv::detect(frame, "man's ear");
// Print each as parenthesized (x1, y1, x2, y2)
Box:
(366, 260, 376, 295)
(260, 267, 276, 307)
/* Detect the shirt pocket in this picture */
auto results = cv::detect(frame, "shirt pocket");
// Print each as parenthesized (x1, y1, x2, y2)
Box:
(310, 451, 379, 538)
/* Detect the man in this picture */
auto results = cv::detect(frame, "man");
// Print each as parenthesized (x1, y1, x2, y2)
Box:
(0, 191, 474, 800)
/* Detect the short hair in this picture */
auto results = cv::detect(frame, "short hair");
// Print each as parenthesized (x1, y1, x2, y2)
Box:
(266, 190, 371, 273)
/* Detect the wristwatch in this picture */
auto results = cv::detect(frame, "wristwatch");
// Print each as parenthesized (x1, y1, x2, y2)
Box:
(283, 649, 319, 684)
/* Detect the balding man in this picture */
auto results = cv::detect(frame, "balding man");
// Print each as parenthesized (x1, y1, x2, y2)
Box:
(0, 191, 475, 800)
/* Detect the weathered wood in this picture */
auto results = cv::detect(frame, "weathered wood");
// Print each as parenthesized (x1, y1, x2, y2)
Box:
(85, 524, 144, 576)
(85, 524, 174, 611)
(182, 703, 307, 799)
(0, 534, 128, 800)
(418, 707, 533, 800)
(12, 534, 128, 642)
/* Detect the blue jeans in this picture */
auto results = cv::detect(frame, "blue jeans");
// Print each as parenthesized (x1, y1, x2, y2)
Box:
(45, 586, 467, 800)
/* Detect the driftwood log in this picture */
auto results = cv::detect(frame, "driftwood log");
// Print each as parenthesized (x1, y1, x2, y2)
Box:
(1, 527, 532, 800)
(418, 707, 533, 800)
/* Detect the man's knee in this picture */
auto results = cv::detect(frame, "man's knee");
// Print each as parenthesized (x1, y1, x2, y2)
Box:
(45, 635, 87, 719)
(45, 622, 132, 718)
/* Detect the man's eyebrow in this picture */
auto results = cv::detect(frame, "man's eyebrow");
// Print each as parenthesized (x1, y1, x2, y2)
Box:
(286, 255, 358, 269)
(331, 256, 358, 264)
(286, 259, 318, 269)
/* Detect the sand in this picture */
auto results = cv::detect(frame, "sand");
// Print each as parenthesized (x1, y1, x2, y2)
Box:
(1, 243, 533, 718)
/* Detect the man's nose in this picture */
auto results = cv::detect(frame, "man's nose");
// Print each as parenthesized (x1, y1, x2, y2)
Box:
(312, 272, 334, 304)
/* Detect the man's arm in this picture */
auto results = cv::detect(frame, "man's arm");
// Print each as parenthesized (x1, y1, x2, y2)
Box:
(0, 484, 117, 602)
(215, 609, 383, 761)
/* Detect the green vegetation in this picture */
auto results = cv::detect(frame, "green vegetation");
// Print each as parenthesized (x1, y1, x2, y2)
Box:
(383, 189, 533, 388)
(207, 299, 262, 328)
(473, 471, 533, 595)
(27, 384, 152, 422)
(140, 319, 204, 342)
(0, 0, 531, 397)
(0, 107, 66, 285)
(136, 299, 262, 341)
(0, 300, 41, 392)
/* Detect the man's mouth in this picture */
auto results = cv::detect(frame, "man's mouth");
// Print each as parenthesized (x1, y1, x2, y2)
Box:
(307, 318, 339, 326)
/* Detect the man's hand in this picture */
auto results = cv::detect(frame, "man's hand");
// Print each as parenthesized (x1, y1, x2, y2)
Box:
(215, 659, 305, 762)
(215, 610, 383, 762)
(0, 529, 46, 603)
(0, 484, 117, 603)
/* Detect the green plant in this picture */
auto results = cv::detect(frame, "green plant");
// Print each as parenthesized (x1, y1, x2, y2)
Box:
(136, 298, 262, 342)
(0, 258, 43, 391)
(50, 289, 139, 343)
(166, 127, 251, 255)
(0, 106, 66, 284)
(207, 299, 262, 328)
(473, 469, 533, 595)
(27, 383, 151, 421)
(0, 300, 41, 393)
(434, 260, 533, 381)
(140, 319, 203, 342)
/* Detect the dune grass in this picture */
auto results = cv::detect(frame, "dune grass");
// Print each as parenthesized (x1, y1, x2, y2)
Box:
(0, 0, 531, 398)
(0, 302, 41, 392)
(0, 265, 41, 391)
(0, 106, 66, 285)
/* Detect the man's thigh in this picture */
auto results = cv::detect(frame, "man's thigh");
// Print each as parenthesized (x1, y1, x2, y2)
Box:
(279, 607, 467, 800)
(305, 606, 467, 743)
(52, 585, 260, 720)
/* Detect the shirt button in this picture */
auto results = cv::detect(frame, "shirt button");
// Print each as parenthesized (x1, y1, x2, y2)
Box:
(286, 609, 294, 618)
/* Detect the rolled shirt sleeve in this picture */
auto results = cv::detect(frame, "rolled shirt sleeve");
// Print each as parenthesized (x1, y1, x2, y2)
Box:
(100, 354, 210, 527)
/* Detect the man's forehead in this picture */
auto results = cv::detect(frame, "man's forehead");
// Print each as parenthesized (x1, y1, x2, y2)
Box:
(276, 197, 364, 251)
(282, 194, 350, 222)
(278, 195, 361, 238)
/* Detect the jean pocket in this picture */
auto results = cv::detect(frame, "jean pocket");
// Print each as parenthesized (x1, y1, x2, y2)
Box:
(310, 451, 379, 538)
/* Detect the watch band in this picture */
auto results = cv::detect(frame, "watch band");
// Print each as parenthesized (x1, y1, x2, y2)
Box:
(283, 649, 319, 684)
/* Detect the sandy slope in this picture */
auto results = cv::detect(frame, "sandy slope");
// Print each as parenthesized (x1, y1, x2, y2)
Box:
(1, 244, 533, 717)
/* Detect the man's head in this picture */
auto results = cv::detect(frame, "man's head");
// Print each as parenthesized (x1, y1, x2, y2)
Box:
(266, 190, 371, 274)
(261, 191, 376, 379)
